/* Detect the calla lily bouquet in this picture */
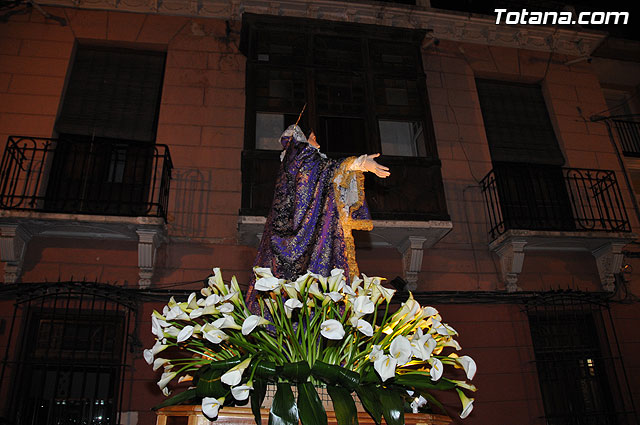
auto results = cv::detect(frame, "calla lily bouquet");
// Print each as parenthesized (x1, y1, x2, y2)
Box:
(145, 267, 477, 424)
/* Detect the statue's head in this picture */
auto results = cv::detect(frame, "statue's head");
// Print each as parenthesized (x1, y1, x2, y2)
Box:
(307, 130, 319, 149)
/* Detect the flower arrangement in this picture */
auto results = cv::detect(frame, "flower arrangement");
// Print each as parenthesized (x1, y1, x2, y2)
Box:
(145, 267, 477, 424)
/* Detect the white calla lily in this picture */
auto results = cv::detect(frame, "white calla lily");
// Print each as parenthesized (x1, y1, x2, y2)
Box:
(189, 308, 204, 319)
(255, 276, 280, 292)
(374, 354, 397, 381)
(210, 268, 227, 294)
(221, 358, 252, 386)
(355, 319, 374, 337)
(369, 345, 383, 362)
(429, 357, 443, 381)
(143, 349, 154, 365)
(320, 319, 345, 340)
(153, 357, 170, 371)
(284, 298, 303, 318)
(205, 293, 222, 306)
(231, 383, 253, 401)
(390, 335, 412, 365)
(177, 325, 194, 342)
(218, 303, 234, 313)
(157, 371, 177, 389)
(457, 355, 477, 380)
(353, 296, 375, 317)
(456, 388, 474, 419)
(327, 291, 343, 302)
(242, 315, 270, 335)
(202, 396, 224, 419)
(212, 315, 241, 330)
(203, 328, 228, 344)
(151, 315, 166, 337)
(164, 326, 180, 337)
(187, 292, 198, 310)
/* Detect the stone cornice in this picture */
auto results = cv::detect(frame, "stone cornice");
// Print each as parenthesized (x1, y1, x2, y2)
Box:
(36, 0, 606, 56)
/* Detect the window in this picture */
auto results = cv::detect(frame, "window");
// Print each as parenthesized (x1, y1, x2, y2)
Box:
(239, 14, 449, 222)
(526, 298, 633, 425)
(241, 14, 435, 157)
(47, 45, 166, 216)
(477, 80, 574, 232)
(476, 79, 564, 166)
(1, 283, 137, 425)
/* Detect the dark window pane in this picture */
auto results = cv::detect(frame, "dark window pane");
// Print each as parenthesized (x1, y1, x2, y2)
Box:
(313, 36, 363, 69)
(318, 117, 366, 154)
(316, 72, 366, 116)
(255, 68, 306, 110)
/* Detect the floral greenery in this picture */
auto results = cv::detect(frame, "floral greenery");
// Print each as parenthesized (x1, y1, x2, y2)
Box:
(145, 267, 477, 424)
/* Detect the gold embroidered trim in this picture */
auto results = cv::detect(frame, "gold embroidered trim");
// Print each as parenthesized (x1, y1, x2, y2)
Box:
(333, 157, 373, 278)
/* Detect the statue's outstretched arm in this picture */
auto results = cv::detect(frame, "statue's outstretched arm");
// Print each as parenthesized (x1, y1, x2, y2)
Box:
(350, 153, 390, 178)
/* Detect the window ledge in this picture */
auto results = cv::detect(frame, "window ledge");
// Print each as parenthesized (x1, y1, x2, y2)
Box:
(489, 229, 637, 292)
(238, 215, 453, 290)
(0, 210, 166, 288)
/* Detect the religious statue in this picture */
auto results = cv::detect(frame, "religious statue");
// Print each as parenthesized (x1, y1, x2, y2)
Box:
(246, 111, 390, 306)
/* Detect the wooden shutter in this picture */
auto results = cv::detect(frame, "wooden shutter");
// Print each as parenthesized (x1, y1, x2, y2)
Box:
(476, 79, 564, 166)
(55, 46, 165, 143)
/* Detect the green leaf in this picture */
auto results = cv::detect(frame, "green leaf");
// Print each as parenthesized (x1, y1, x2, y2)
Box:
(359, 367, 381, 385)
(251, 378, 267, 425)
(355, 385, 382, 424)
(311, 361, 360, 391)
(327, 385, 358, 425)
(196, 367, 226, 398)
(281, 361, 312, 382)
(377, 386, 404, 425)
(206, 356, 244, 370)
(255, 361, 278, 379)
(152, 388, 197, 410)
(297, 382, 328, 425)
(269, 382, 298, 425)
(393, 373, 457, 391)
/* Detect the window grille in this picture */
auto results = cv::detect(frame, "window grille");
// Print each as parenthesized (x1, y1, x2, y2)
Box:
(526, 293, 637, 425)
(0, 282, 138, 425)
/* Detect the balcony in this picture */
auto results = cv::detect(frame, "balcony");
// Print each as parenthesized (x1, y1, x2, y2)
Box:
(0, 136, 173, 286)
(481, 163, 635, 292)
(606, 115, 640, 157)
(238, 150, 452, 289)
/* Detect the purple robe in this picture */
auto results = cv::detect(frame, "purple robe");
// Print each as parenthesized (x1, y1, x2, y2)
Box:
(246, 125, 372, 306)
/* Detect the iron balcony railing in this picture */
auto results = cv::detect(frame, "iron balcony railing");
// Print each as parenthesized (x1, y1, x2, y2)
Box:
(481, 163, 631, 240)
(605, 114, 640, 157)
(241, 150, 450, 221)
(0, 136, 173, 220)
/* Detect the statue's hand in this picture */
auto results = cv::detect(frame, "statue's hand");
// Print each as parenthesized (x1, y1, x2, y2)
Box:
(363, 153, 390, 178)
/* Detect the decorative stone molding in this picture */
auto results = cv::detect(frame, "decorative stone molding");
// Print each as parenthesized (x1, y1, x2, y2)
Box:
(0, 210, 166, 286)
(493, 238, 528, 293)
(399, 236, 427, 291)
(238, 216, 452, 288)
(489, 229, 636, 292)
(37, 0, 606, 56)
(0, 223, 32, 283)
(137, 228, 164, 289)
(592, 242, 626, 292)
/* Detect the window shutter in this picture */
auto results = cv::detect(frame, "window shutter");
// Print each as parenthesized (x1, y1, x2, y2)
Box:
(55, 46, 165, 143)
(476, 79, 564, 166)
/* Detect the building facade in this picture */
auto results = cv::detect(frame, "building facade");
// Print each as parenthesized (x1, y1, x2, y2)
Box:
(0, 0, 638, 424)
